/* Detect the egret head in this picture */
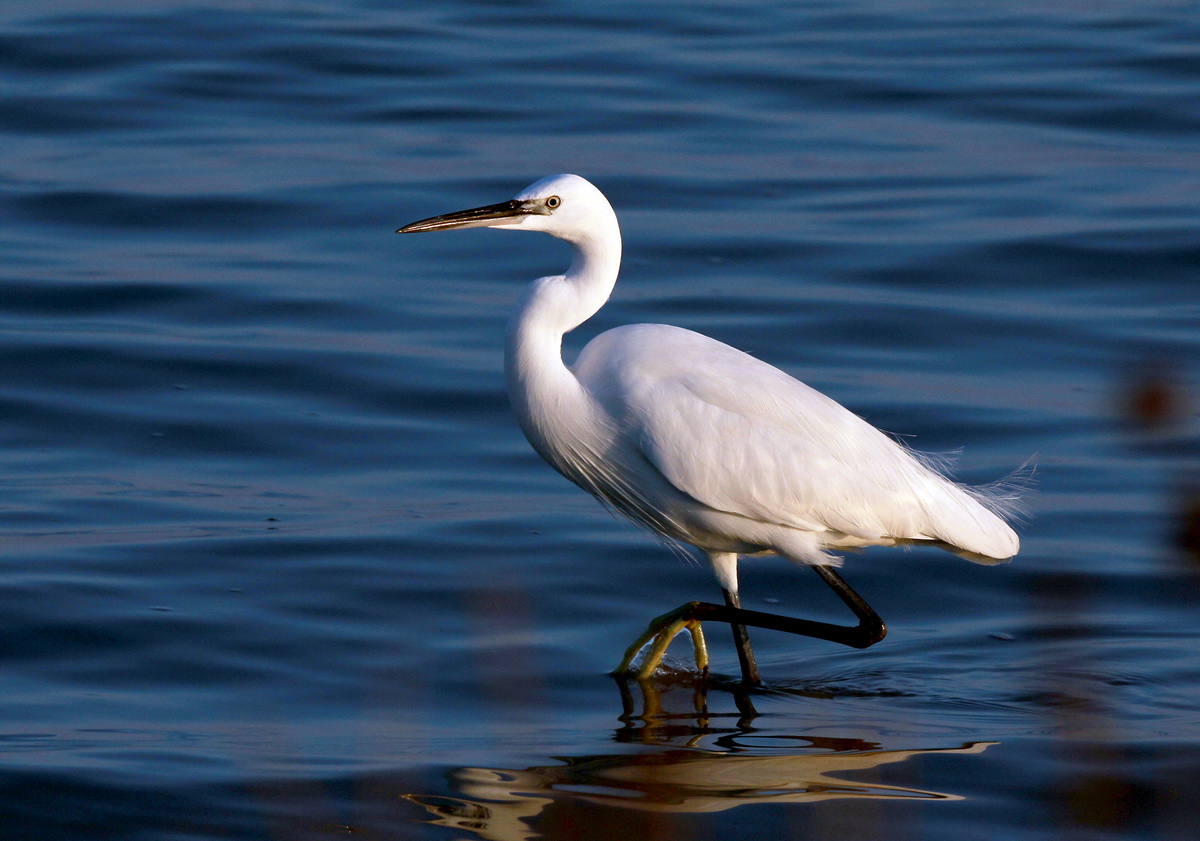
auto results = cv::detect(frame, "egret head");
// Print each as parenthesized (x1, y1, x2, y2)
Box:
(398, 174, 616, 245)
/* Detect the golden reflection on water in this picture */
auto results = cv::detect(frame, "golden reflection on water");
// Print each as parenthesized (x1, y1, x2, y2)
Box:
(406, 678, 996, 841)
(407, 742, 993, 841)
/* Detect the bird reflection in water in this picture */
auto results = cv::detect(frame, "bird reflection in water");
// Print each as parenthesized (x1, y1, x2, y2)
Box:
(404, 672, 993, 840)
(614, 668, 760, 735)
(405, 733, 994, 841)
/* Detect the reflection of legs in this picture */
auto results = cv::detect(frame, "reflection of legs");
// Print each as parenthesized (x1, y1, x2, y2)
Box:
(614, 671, 759, 736)
(616, 564, 887, 684)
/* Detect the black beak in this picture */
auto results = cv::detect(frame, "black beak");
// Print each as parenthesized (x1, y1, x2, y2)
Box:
(397, 199, 545, 233)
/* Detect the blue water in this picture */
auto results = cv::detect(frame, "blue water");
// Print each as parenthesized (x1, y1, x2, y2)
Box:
(2, 1, 1199, 838)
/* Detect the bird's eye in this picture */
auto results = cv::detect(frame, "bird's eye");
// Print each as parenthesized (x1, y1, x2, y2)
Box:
(545, 196, 561, 209)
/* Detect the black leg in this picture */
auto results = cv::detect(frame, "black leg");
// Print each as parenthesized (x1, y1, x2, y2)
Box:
(807, 564, 887, 648)
(722, 588, 761, 685)
(617, 564, 886, 680)
(712, 564, 886, 649)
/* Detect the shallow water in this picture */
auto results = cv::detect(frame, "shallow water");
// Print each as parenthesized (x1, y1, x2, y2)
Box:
(2, 1, 1199, 838)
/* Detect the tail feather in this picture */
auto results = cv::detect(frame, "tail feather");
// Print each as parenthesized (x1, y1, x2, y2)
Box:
(923, 460, 1035, 562)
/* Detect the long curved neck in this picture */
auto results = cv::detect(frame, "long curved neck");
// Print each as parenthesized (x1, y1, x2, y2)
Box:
(504, 223, 621, 464)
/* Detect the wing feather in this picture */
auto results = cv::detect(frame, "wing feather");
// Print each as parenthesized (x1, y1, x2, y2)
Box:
(575, 324, 1017, 559)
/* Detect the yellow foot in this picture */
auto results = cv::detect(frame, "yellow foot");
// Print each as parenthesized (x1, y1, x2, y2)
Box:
(615, 602, 710, 680)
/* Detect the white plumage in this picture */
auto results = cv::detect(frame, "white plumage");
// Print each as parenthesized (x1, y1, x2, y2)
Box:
(400, 173, 1021, 678)
(573, 323, 1018, 562)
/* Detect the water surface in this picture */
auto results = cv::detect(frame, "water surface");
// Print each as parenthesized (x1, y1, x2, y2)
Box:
(2, 1, 1199, 838)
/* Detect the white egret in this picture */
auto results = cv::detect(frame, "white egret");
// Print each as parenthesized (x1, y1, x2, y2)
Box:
(399, 174, 1021, 685)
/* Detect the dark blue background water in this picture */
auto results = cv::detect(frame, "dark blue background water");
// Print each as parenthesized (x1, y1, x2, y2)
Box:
(2, 2, 1198, 838)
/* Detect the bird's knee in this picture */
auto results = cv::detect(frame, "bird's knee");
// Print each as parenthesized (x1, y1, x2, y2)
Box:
(860, 619, 887, 648)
